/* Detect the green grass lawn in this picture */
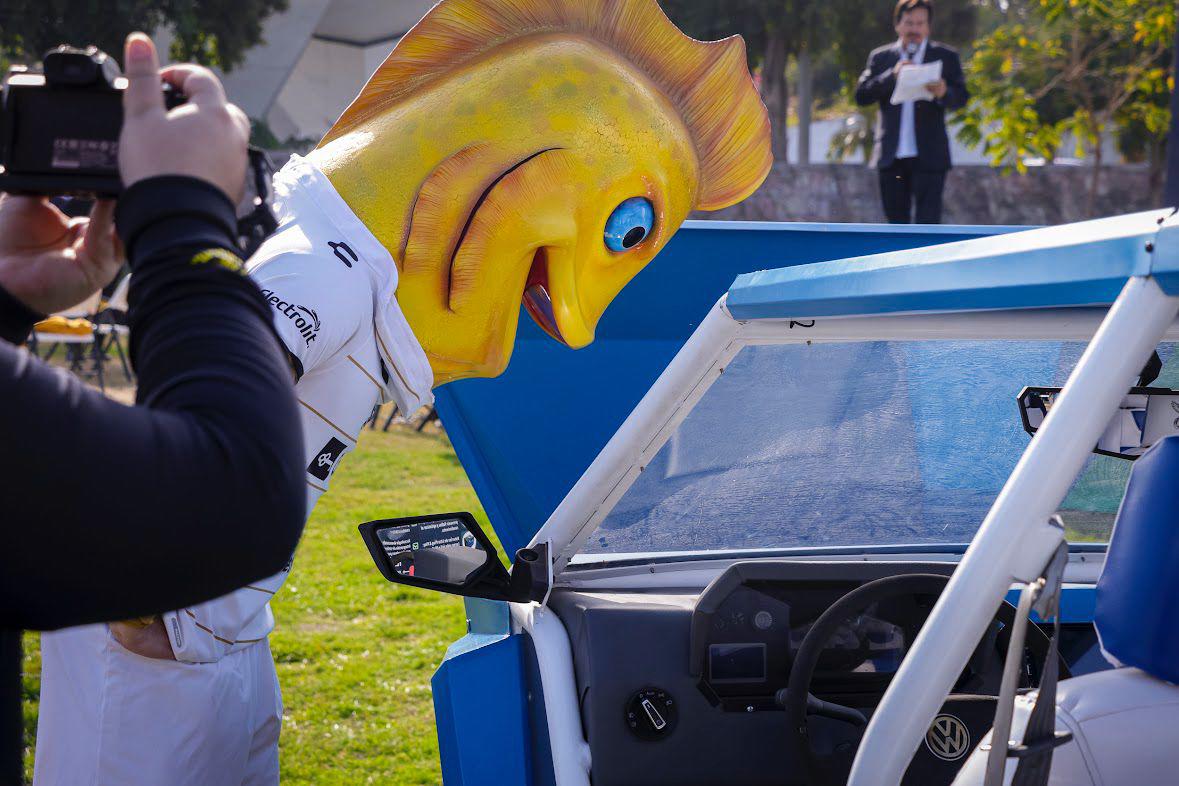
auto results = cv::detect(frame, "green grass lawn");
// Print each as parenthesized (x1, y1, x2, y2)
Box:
(23, 423, 483, 784)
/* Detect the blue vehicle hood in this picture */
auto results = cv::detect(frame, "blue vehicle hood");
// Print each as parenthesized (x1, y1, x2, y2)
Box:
(434, 219, 1027, 555)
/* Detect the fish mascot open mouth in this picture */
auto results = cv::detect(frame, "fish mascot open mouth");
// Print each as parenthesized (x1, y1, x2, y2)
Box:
(312, 0, 772, 384)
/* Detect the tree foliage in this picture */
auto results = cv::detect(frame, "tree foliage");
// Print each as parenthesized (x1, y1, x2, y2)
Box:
(959, 0, 1173, 207)
(0, 0, 288, 72)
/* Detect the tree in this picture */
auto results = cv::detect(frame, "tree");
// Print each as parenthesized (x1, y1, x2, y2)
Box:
(0, 0, 287, 73)
(958, 0, 1174, 213)
(1116, 37, 1173, 204)
(794, 0, 834, 164)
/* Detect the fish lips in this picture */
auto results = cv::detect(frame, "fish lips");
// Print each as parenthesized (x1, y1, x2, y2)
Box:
(522, 246, 567, 346)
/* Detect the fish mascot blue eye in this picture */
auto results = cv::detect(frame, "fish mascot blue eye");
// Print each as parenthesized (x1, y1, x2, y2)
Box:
(604, 197, 655, 252)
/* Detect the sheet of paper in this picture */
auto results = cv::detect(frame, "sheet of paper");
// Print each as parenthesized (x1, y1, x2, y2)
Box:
(890, 59, 943, 104)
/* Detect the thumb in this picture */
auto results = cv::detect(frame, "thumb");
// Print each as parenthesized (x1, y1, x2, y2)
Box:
(123, 33, 163, 119)
(82, 200, 117, 263)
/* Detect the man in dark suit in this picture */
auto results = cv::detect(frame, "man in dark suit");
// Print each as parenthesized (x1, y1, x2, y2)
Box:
(855, 0, 968, 223)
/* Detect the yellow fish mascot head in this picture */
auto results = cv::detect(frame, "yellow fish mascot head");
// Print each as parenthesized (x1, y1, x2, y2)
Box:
(312, 0, 772, 384)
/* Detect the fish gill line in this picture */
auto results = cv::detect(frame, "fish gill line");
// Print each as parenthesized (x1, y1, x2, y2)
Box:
(444, 147, 563, 313)
(397, 144, 484, 265)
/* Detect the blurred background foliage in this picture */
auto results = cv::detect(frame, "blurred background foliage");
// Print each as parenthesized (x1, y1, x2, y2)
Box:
(0, 0, 288, 71)
(959, 0, 1174, 207)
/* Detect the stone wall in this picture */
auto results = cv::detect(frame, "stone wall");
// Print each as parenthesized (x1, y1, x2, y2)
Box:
(697, 163, 1161, 226)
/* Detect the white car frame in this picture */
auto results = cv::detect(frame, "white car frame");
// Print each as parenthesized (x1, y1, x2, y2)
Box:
(511, 207, 1179, 786)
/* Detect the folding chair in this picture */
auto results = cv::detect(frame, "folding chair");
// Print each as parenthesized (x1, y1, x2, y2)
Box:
(93, 273, 133, 382)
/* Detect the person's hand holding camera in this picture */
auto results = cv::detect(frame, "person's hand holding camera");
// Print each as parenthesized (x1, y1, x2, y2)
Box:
(118, 33, 251, 203)
(0, 32, 251, 318)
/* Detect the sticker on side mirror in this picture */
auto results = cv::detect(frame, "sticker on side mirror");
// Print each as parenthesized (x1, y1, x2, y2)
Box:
(374, 516, 483, 582)
(358, 511, 534, 603)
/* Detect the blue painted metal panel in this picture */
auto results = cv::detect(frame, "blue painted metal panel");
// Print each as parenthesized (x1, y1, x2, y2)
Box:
(1149, 209, 1179, 294)
(433, 599, 531, 786)
(726, 210, 1169, 321)
(1004, 585, 1096, 624)
(435, 220, 1024, 554)
(519, 629, 557, 786)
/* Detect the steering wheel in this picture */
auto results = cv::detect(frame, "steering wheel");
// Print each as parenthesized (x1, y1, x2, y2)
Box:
(781, 574, 1062, 786)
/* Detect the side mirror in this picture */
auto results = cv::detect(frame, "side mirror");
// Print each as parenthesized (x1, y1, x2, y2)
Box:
(1019, 386, 1179, 460)
(358, 512, 549, 603)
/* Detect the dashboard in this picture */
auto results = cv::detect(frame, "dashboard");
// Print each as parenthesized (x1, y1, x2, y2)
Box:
(695, 579, 933, 712)
(545, 560, 1095, 786)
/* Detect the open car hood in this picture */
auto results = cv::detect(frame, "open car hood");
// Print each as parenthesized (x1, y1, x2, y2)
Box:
(433, 220, 1024, 556)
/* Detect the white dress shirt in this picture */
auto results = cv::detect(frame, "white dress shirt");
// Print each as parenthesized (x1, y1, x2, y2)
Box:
(896, 37, 928, 160)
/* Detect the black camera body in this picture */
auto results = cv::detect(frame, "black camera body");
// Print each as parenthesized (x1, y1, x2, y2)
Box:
(0, 46, 185, 196)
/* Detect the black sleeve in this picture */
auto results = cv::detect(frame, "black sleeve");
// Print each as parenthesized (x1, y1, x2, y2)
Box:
(0, 176, 306, 631)
(938, 50, 969, 111)
(855, 50, 895, 106)
(0, 281, 42, 345)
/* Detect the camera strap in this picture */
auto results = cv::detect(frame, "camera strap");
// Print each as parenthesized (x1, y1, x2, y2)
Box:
(237, 146, 279, 256)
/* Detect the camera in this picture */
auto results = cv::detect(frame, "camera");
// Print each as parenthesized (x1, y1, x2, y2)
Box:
(0, 45, 186, 196)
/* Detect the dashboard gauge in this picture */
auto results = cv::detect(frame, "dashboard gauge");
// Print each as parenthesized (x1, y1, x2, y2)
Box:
(709, 642, 767, 683)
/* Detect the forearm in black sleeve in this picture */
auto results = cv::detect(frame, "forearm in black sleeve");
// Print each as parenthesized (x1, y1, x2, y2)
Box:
(855, 53, 894, 106)
(0, 282, 42, 345)
(940, 52, 969, 111)
(0, 176, 306, 631)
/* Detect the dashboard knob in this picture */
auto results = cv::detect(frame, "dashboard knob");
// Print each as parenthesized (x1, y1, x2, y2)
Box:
(625, 688, 677, 740)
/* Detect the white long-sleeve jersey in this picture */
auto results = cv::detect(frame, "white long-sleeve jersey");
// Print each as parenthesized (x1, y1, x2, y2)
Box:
(161, 156, 434, 663)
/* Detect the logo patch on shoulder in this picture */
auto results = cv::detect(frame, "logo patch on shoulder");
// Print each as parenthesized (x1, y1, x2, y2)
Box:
(308, 437, 348, 481)
(190, 248, 245, 274)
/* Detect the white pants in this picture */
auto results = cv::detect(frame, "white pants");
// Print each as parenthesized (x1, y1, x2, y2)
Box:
(33, 624, 282, 786)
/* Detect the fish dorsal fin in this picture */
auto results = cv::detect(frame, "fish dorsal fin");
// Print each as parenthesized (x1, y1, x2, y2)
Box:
(320, 0, 771, 211)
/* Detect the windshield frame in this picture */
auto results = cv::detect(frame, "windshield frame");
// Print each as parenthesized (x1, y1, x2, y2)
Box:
(532, 299, 1179, 577)
(565, 541, 1111, 572)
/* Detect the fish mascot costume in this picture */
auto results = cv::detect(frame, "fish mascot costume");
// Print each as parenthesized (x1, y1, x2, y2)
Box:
(34, 1, 771, 783)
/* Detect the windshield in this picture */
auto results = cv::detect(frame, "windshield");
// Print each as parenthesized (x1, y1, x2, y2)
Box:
(577, 340, 1178, 559)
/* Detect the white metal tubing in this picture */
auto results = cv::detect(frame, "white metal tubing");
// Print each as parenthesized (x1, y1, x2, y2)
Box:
(983, 581, 1040, 784)
(560, 560, 1105, 593)
(510, 602, 592, 786)
(741, 307, 1179, 343)
(848, 276, 1179, 786)
(530, 299, 743, 572)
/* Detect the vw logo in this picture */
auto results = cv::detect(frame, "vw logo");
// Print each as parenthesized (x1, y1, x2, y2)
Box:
(925, 713, 970, 761)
